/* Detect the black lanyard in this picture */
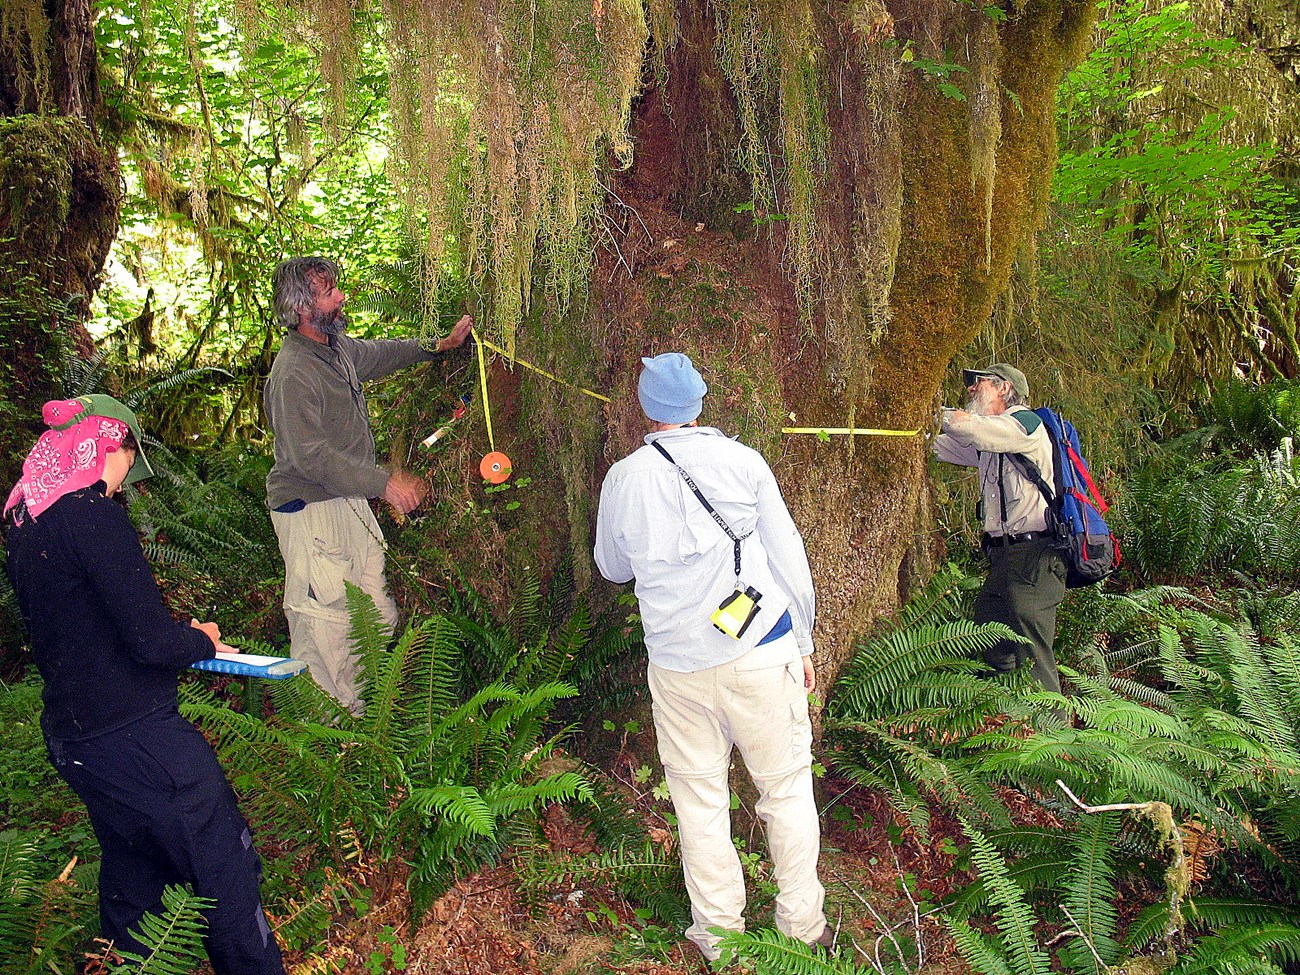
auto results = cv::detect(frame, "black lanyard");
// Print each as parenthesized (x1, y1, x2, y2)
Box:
(651, 440, 751, 578)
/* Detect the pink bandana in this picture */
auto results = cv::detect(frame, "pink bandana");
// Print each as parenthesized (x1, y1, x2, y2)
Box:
(4, 399, 131, 523)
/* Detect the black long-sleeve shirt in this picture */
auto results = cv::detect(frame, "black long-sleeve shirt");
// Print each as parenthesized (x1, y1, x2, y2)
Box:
(4, 483, 215, 740)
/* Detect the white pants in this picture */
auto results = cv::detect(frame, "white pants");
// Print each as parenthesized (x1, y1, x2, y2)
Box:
(270, 497, 398, 710)
(647, 633, 826, 961)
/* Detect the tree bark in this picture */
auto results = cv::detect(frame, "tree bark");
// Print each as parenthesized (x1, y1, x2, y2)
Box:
(0, 0, 118, 482)
(582, 0, 1098, 690)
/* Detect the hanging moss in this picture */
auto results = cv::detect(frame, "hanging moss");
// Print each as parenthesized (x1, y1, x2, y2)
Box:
(224, 0, 1104, 683)
(967, 11, 1002, 270)
(0, 0, 51, 113)
(246, 0, 649, 358)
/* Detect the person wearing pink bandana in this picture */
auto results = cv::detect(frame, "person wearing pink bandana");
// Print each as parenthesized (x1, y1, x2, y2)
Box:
(4, 396, 285, 973)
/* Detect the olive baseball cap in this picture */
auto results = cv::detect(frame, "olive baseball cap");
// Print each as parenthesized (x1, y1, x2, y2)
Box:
(53, 395, 155, 485)
(962, 363, 1029, 399)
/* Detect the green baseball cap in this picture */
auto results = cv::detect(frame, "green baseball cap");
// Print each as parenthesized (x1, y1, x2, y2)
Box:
(962, 363, 1029, 399)
(53, 395, 155, 485)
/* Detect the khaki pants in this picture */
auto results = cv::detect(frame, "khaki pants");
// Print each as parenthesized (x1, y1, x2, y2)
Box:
(647, 633, 826, 961)
(270, 497, 399, 710)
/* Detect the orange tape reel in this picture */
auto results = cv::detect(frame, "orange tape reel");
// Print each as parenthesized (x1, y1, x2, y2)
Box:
(479, 451, 512, 484)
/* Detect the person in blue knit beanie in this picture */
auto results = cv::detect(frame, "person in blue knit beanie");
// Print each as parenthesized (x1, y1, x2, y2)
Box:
(595, 352, 832, 961)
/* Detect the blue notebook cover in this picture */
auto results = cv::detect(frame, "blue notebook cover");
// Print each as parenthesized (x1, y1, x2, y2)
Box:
(191, 651, 307, 679)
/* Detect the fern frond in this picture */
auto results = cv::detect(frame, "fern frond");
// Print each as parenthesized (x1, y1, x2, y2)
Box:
(945, 917, 1014, 975)
(833, 620, 1024, 720)
(484, 771, 594, 818)
(959, 819, 1052, 975)
(1059, 810, 1122, 972)
(402, 786, 496, 835)
(715, 926, 860, 975)
(1170, 923, 1300, 975)
(113, 885, 213, 975)
(124, 366, 235, 408)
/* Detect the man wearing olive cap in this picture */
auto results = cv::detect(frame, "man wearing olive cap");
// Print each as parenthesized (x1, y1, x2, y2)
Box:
(594, 352, 831, 961)
(933, 363, 1068, 694)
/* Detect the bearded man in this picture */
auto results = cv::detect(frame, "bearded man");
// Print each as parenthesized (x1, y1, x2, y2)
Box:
(933, 363, 1068, 693)
(263, 257, 471, 710)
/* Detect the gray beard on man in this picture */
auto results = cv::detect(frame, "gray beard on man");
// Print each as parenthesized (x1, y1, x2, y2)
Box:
(965, 385, 998, 415)
(309, 308, 349, 336)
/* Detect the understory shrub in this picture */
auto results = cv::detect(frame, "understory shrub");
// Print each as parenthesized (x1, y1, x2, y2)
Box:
(827, 566, 1300, 975)
(185, 580, 623, 935)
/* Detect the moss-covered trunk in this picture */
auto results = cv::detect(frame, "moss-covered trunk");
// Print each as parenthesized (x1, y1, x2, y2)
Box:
(0, 0, 119, 481)
(577, 0, 1097, 689)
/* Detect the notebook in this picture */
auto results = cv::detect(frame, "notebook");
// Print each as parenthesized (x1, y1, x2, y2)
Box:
(191, 647, 307, 679)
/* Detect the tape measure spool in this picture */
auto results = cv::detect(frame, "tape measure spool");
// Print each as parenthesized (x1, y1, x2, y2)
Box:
(480, 451, 512, 484)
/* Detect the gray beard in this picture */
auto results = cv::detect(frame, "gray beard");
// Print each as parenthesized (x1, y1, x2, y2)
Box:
(966, 387, 996, 415)
(310, 308, 349, 336)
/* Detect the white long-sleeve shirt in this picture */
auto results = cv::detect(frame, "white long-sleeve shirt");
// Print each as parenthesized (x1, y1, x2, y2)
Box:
(594, 426, 815, 672)
(933, 407, 1055, 536)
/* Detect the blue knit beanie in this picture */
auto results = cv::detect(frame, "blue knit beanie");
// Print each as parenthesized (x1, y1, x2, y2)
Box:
(638, 353, 707, 424)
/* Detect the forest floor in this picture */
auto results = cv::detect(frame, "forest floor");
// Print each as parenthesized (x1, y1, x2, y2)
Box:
(265, 771, 1004, 975)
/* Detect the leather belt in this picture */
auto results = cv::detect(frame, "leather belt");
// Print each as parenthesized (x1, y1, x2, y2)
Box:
(983, 530, 1048, 547)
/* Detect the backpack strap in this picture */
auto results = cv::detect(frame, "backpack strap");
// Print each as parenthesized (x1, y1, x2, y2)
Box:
(1000, 407, 1055, 508)
(651, 439, 752, 578)
(1005, 451, 1055, 508)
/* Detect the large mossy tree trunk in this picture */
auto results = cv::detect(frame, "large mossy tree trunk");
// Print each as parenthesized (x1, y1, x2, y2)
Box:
(0, 0, 119, 482)
(574, 0, 1097, 689)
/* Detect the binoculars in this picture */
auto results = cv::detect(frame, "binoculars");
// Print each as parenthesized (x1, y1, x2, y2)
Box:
(711, 586, 762, 639)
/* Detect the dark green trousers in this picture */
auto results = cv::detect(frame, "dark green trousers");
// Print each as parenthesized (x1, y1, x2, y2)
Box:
(974, 537, 1068, 694)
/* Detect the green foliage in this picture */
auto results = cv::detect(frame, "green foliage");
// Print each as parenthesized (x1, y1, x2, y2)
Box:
(186, 583, 596, 928)
(0, 830, 92, 975)
(1058, 811, 1122, 973)
(1193, 378, 1300, 458)
(826, 564, 1036, 838)
(111, 885, 213, 975)
(1047, 0, 1300, 395)
(829, 553, 1300, 974)
(949, 821, 1051, 975)
(93, 0, 411, 357)
(1119, 444, 1300, 582)
(446, 559, 645, 720)
(715, 926, 862, 975)
(0, 679, 65, 822)
(521, 839, 691, 931)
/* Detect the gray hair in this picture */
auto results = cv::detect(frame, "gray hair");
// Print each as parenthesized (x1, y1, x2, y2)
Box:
(272, 257, 340, 330)
(1000, 382, 1026, 408)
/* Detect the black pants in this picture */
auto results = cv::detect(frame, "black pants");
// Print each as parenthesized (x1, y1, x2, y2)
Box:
(46, 707, 284, 974)
(974, 537, 1068, 694)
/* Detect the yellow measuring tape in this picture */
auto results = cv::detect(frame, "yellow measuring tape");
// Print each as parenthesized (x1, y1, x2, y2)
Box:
(472, 328, 497, 451)
(475, 335, 611, 404)
(470, 327, 914, 440)
(782, 426, 919, 437)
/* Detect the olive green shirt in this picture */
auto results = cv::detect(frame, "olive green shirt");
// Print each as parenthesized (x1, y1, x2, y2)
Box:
(264, 329, 433, 509)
